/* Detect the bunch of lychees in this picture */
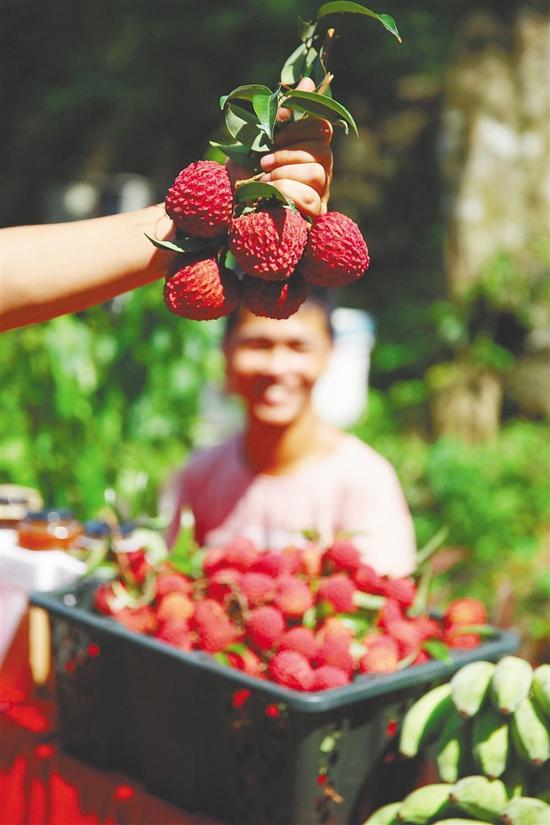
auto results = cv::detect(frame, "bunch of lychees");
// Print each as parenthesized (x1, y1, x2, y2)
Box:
(148, 5, 403, 321)
(94, 536, 489, 693)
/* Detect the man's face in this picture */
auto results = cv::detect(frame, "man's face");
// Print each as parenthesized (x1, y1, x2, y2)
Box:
(224, 304, 332, 426)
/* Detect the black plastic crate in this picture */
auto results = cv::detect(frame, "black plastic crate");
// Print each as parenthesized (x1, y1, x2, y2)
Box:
(32, 581, 519, 825)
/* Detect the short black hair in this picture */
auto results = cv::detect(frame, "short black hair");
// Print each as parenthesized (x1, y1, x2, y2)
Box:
(223, 285, 336, 341)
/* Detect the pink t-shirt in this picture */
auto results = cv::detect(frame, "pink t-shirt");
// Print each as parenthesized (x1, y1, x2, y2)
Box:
(164, 434, 416, 576)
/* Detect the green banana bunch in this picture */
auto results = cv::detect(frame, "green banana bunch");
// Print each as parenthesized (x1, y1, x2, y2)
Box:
(399, 683, 454, 758)
(362, 801, 400, 825)
(491, 657, 533, 716)
(472, 704, 510, 778)
(450, 775, 508, 822)
(510, 697, 550, 766)
(396, 784, 453, 824)
(451, 661, 496, 719)
(433, 707, 470, 783)
(501, 795, 550, 825)
(531, 664, 550, 720)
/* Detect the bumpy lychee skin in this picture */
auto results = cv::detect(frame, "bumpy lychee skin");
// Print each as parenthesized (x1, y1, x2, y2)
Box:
(382, 577, 417, 609)
(274, 575, 313, 619)
(443, 597, 487, 629)
(313, 665, 351, 691)
(277, 627, 318, 661)
(323, 541, 362, 575)
(359, 636, 400, 675)
(315, 636, 354, 676)
(252, 552, 293, 579)
(246, 606, 285, 650)
(164, 258, 240, 321)
(228, 207, 308, 281)
(165, 160, 233, 239)
(316, 574, 356, 614)
(242, 274, 309, 319)
(224, 537, 260, 572)
(268, 650, 314, 691)
(299, 212, 370, 287)
(239, 572, 275, 608)
(354, 563, 384, 595)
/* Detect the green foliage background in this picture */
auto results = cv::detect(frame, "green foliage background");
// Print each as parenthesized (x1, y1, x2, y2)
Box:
(1, 0, 548, 644)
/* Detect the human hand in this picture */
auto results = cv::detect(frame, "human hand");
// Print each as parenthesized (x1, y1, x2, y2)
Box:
(227, 77, 333, 218)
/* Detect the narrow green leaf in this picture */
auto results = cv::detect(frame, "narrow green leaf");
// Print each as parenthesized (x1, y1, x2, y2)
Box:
(280, 42, 308, 85)
(144, 234, 188, 254)
(234, 180, 292, 207)
(280, 89, 358, 137)
(416, 526, 449, 568)
(253, 89, 279, 140)
(317, 2, 402, 43)
(423, 639, 452, 663)
(220, 84, 273, 109)
(208, 141, 260, 171)
(447, 624, 497, 637)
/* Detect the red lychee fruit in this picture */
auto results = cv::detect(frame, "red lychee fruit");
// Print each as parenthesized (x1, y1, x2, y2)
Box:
(224, 537, 260, 572)
(413, 616, 443, 642)
(239, 572, 275, 607)
(444, 598, 487, 629)
(313, 665, 351, 691)
(226, 647, 263, 677)
(268, 650, 314, 691)
(316, 617, 355, 645)
(359, 636, 400, 674)
(386, 619, 424, 657)
(164, 258, 240, 321)
(94, 582, 118, 616)
(155, 618, 192, 650)
(381, 577, 417, 609)
(299, 544, 323, 578)
(190, 599, 227, 629)
(277, 627, 318, 661)
(156, 591, 194, 623)
(246, 606, 285, 650)
(354, 563, 385, 595)
(323, 541, 362, 575)
(116, 606, 158, 635)
(315, 636, 354, 676)
(252, 552, 293, 579)
(274, 575, 313, 619)
(444, 627, 480, 650)
(155, 572, 193, 598)
(202, 547, 228, 576)
(228, 207, 308, 280)
(412, 649, 431, 666)
(197, 619, 240, 653)
(299, 212, 370, 287)
(165, 160, 233, 239)
(377, 598, 404, 630)
(241, 274, 309, 319)
(206, 568, 242, 603)
(316, 574, 356, 614)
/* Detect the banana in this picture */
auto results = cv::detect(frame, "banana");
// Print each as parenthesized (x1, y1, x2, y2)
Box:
(450, 775, 508, 821)
(399, 683, 454, 758)
(491, 657, 533, 716)
(397, 784, 453, 824)
(502, 764, 531, 799)
(472, 703, 510, 778)
(432, 821, 488, 825)
(501, 796, 550, 825)
(531, 664, 550, 720)
(362, 801, 400, 825)
(531, 760, 550, 803)
(433, 707, 469, 783)
(451, 661, 496, 718)
(510, 697, 550, 766)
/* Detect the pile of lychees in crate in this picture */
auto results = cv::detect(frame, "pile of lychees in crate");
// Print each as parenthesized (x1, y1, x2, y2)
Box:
(94, 537, 489, 692)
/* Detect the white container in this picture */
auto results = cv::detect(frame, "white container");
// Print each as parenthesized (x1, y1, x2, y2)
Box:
(0, 530, 85, 664)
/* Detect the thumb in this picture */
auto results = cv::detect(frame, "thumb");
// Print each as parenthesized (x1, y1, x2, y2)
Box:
(277, 76, 316, 122)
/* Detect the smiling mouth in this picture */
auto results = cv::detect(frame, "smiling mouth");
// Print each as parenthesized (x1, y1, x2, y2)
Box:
(260, 385, 295, 405)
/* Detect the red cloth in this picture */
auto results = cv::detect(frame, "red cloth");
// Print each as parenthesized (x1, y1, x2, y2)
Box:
(0, 682, 218, 825)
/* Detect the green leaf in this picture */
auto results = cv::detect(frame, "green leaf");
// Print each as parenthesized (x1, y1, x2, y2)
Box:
(225, 103, 271, 152)
(279, 89, 358, 137)
(298, 17, 317, 43)
(302, 607, 317, 628)
(220, 84, 273, 109)
(144, 235, 188, 255)
(234, 180, 292, 207)
(209, 141, 260, 172)
(447, 624, 497, 637)
(280, 42, 308, 85)
(317, 2, 402, 43)
(145, 233, 215, 256)
(416, 525, 449, 568)
(253, 89, 279, 140)
(423, 639, 452, 663)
